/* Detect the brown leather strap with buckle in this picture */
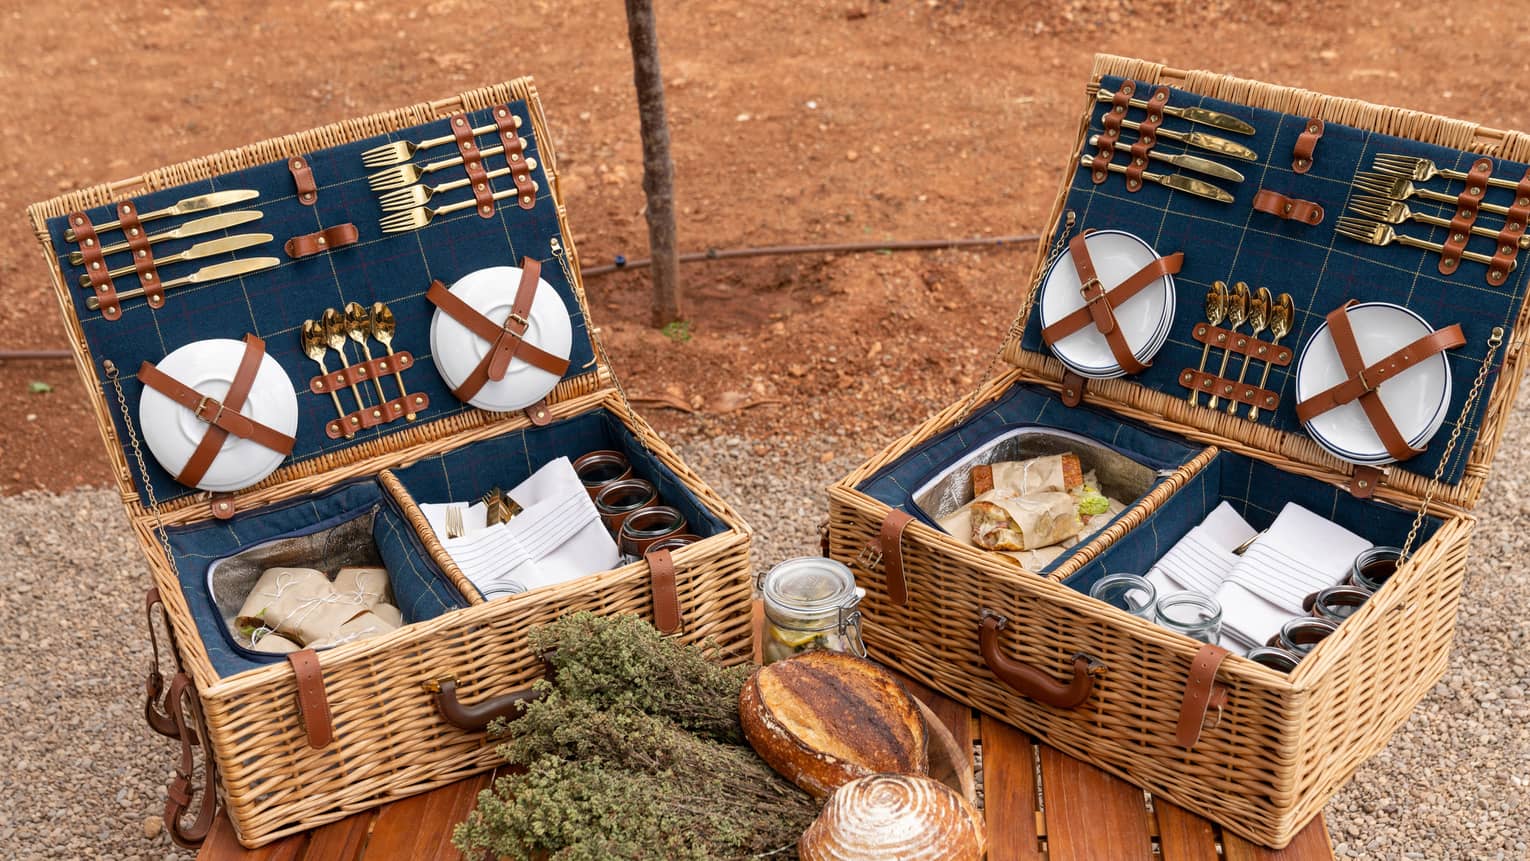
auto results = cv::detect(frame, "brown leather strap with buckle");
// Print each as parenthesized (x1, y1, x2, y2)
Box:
(1176, 643, 1231, 748)
(870, 509, 915, 606)
(1252, 188, 1324, 225)
(1123, 87, 1170, 192)
(163, 672, 219, 848)
(425, 259, 570, 403)
(137, 334, 296, 487)
(1092, 80, 1136, 184)
(285, 223, 359, 258)
(1488, 167, 1530, 287)
(1292, 118, 1323, 174)
(70, 211, 121, 320)
(116, 201, 166, 308)
(645, 547, 682, 634)
(1294, 301, 1465, 461)
(287, 649, 335, 749)
(450, 113, 496, 218)
(1041, 234, 1183, 375)
(289, 156, 318, 206)
(1440, 158, 1492, 276)
(494, 105, 538, 210)
(144, 587, 183, 740)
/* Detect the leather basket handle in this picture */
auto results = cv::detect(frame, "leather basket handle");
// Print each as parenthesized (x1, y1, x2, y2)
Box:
(427, 677, 541, 733)
(979, 611, 1104, 709)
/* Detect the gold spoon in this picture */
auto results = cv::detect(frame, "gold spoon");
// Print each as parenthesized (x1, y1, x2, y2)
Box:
(370, 302, 416, 421)
(1248, 293, 1294, 422)
(322, 307, 367, 412)
(1208, 282, 1249, 409)
(1227, 286, 1270, 414)
(1188, 281, 1227, 406)
(301, 319, 352, 437)
(345, 302, 389, 404)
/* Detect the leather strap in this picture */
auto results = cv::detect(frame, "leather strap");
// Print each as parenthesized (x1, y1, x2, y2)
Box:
(116, 201, 165, 308)
(871, 509, 915, 607)
(1292, 118, 1323, 173)
(1440, 157, 1492, 276)
(285, 223, 359, 258)
(1176, 643, 1231, 748)
(137, 334, 295, 487)
(1059, 370, 1087, 407)
(1350, 464, 1385, 499)
(70, 212, 121, 321)
(1294, 302, 1465, 461)
(645, 548, 682, 634)
(163, 672, 219, 848)
(523, 398, 552, 426)
(144, 587, 183, 740)
(1252, 189, 1324, 225)
(425, 259, 570, 403)
(288, 156, 318, 206)
(1488, 167, 1530, 286)
(1041, 234, 1183, 375)
(286, 650, 334, 749)
(494, 105, 538, 210)
(451, 114, 496, 218)
(1092, 80, 1135, 184)
(1123, 87, 1170, 192)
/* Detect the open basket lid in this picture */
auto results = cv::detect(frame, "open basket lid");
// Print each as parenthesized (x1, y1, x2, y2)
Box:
(25, 77, 620, 519)
(1001, 54, 1530, 512)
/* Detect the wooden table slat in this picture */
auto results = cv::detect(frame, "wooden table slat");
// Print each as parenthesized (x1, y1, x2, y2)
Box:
(1038, 744, 1154, 861)
(978, 715, 1045, 861)
(900, 676, 974, 758)
(363, 775, 491, 861)
(200, 813, 308, 860)
(298, 813, 372, 861)
(1224, 813, 1335, 861)
(1155, 800, 1221, 861)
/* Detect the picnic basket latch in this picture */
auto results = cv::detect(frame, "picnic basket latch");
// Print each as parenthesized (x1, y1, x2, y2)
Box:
(1175, 643, 1231, 749)
(287, 649, 335, 749)
(978, 610, 1105, 709)
(858, 508, 915, 606)
(645, 547, 683, 634)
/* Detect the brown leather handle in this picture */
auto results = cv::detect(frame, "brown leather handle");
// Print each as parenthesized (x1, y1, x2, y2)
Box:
(429, 678, 541, 732)
(979, 611, 1104, 709)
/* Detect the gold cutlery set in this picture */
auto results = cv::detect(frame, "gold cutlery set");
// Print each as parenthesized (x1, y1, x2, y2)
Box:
(300, 302, 426, 439)
(1076, 86, 1255, 204)
(1182, 280, 1294, 421)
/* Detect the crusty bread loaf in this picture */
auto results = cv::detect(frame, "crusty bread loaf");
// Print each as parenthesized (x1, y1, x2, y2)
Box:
(739, 650, 927, 799)
(798, 773, 987, 861)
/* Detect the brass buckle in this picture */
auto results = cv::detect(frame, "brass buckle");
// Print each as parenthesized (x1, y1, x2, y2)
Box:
(856, 543, 883, 570)
(505, 311, 530, 332)
(193, 396, 226, 425)
(1356, 368, 1374, 394)
(1079, 276, 1106, 304)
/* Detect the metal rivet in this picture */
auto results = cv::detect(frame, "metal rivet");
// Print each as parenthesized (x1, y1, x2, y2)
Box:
(144, 272, 154, 281)
(476, 183, 485, 191)
(510, 153, 520, 162)
(455, 117, 465, 125)
(84, 238, 94, 247)
(497, 108, 506, 116)
(522, 196, 532, 204)
(1309, 123, 1320, 133)
(1357, 480, 1369, 488)
(317, 236, 327, 246)
(1477, 163, 1490, 172)
(137, 249, 145, 257)
(1460, 209, 1471, 218)
(1470, 187, 1482, 196)
(1491, 271, 1505, 281)
(1454, 233, 1465, 242)
(74, 217, 83, 225)
(482, 205, 492, 213)
(121, 205, 131, 213)
(130, 228, 139, 236)
(91, 261, 100, 269)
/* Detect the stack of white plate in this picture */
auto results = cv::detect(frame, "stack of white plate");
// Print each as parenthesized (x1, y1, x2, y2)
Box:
(1038, 229, 1176, 379)
(1294, 302, 1452, 465)
(430, 265, 573, 412)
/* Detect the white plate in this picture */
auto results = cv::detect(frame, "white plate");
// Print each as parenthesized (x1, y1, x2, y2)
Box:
(429, 266, 573, 411)
(1294, 302, 1452, 465)
(140, 338, 299, 492)
(1038, 229, 1176, 379)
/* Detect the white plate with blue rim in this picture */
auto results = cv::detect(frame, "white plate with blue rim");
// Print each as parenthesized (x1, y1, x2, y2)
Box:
(1294, 301, 1452, 465)
(430, 265, 574, 412)
(1038, 229, 1175, 379)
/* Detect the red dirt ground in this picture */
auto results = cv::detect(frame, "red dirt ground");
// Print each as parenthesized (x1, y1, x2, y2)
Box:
(2, 0, 1526, 492)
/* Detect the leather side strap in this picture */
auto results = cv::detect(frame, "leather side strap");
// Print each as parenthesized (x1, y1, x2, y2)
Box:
(1252, 189, 1324, 225)
(425, 259, 571, 403)
(1059, 370, 1088, 407)
(116, 201, 165, 309)
(1092, 80, 1135, 184)
(872, 509, 915, 607)
(144, 587, 183, 740)
(1292, 118, 1323, 173)
(288, 156, 318, 206)
(286, 649, 334, 749)
(494, 105, 538, 210)
(451, 113, 496, 218)
(163, 672, 219, 848)
(644, 548, 682, 634)
(285, 223, 359, 259)
(1123, 87, 1170, 192)
(1176, 643, 1231, 748)
(1440, 157, 1492, 276)
(70, 211, 121, 321)
(1488, 167, 1530, 287)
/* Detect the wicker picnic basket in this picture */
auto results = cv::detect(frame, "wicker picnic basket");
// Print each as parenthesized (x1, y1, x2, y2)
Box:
(26, 79, 753, 848)
(828, 54, 1530, 848)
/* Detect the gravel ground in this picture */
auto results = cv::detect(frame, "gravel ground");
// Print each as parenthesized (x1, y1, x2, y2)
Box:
(1, 419, 1525, 859)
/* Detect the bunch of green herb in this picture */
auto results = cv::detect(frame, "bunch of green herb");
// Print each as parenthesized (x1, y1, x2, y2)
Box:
(454, 612, 816, 860)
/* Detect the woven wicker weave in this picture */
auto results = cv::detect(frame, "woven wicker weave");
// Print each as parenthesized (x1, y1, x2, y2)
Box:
(827, 54, 1517, 848)
(27, 79, 754, 847)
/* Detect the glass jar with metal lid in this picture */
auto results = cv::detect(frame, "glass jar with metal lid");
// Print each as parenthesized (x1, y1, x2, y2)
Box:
(760, 557, 866, 665)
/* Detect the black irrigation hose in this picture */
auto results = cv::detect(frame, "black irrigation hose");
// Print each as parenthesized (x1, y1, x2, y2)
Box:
(0, 234, 1040, 360)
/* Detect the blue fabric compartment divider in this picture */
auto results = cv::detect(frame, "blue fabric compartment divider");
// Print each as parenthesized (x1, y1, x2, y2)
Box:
(44, 99, 595, 508)
(165, 479, 468, 679)
(1019, 75, 1530, 488)
(1059, 449, 1444, 602)
(854, 381, 1202, 573)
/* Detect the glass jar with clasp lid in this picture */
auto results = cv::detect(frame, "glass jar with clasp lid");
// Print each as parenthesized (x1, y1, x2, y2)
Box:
(760, 557, 866, 665)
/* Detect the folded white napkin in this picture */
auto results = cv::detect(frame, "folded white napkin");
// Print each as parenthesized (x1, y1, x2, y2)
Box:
(1145, 501, 1255, 600)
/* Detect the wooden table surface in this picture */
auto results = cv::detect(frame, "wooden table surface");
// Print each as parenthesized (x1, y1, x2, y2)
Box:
(197, 676, 1333, 861)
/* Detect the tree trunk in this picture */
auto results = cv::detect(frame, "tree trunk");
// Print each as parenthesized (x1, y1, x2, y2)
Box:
(623, 0, 682, 328)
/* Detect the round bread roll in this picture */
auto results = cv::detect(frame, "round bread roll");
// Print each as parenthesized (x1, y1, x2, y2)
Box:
(739, 650, 927, 799)
(799, 773, 987, 861)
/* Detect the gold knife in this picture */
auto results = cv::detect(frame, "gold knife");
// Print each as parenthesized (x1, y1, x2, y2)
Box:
(78, 233, 274, 286)
(1116, 118, 1258, 162)
(1096, 89, 1256, 135)
(64, 189, 260, 242)
(1079, 155, 1234, 204)
(86, 257, 281, 310)
(68, 210, 264, 264)
(1088, 135, 1245, 183)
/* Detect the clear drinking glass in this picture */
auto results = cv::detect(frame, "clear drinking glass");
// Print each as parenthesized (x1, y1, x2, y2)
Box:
(1348, 546, 1402, 594)
(1302, 585, 1369, 623)
(1245, 646, 1301, 673)
(1089, 573, 1156, 619)
(1154, 592, 1223, 644)
(1271, 617, 1338, 657)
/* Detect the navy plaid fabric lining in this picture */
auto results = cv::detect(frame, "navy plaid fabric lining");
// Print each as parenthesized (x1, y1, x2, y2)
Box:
(1019, 76, 1529, 487)
(46, 100, 594, 505)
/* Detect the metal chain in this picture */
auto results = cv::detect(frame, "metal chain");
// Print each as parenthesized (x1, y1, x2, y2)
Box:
(1399, 325, 1504, 561)
(105, 360, 182, 578)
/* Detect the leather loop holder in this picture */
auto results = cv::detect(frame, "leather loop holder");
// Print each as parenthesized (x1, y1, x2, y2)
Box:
(859, 508, 915, 607)
(1252, 189, 1324, 225)
(68, 211, 121, 320)
(116, 201, 165, 308)
(285, 223, 358, 258)
(425, 258, 570, 403)
(451, 113, 496, 218)
(1176, 643, 1230, 748)
(289, 156, 318, 206)
(1488, 167, 1530, 286)
(1440, 158, 1492, 276)
(645, 547, 683, 634)
(1092, 80, 1135, 184)
(494, 105, 537, 210)
(1123, 86, 1171, 192)
(286, 649, 334, 749)
(1292, 118, 1323, 173)
(1041, 233, 1183, 377)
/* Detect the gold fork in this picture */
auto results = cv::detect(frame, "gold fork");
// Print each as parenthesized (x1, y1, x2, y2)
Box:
(445, 505, 465, 540)
(1373, 153, 1524, 192)
(1335, 216, 1507, 268)
(1353, 171, 1516, 218)
(367, 142, 517, 191)
(379, 186, 539, 233)
(360, 118, 516, 168)
(377, 164, 531, 212)
(1348, 195, 1530, 248)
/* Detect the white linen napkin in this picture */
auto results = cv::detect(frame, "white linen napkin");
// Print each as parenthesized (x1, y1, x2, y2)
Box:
(1145, 501, 1256, 597)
